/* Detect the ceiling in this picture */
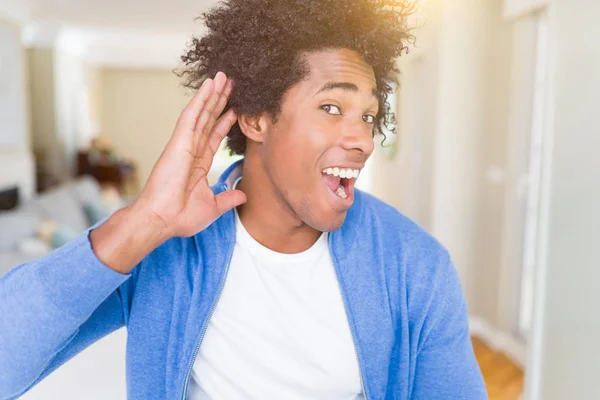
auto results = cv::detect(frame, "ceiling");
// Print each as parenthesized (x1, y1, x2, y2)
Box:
(0, 0, 218, 35)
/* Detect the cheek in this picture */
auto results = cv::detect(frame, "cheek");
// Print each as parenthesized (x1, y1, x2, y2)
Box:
(263, 115, 337, 206)
(268, 117, 331, 169)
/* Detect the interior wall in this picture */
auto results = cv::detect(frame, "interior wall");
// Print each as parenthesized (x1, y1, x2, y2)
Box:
(429, 0, 497, 307)
(0, 18, 29, 150)
(495, 16, 540, 335)
(53, 49, 91, 178)
(370, 0, 441, 232)
(370, 0, 514, 322)
(28, 47, 60, 178)
(0, 18, 35, 200)
(472, 0, 514, 330)
(98, 68, 190, 187)
(531, 0, 600, 398)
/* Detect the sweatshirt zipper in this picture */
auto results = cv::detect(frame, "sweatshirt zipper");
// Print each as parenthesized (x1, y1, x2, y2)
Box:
(180, 243, 235, 400)
(329, 234, 370, 400)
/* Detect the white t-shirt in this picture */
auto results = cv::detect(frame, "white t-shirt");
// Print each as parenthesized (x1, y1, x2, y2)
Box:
(188, 208, 364, 399)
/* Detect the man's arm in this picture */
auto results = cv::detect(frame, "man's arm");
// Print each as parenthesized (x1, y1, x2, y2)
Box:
(0, 71, 245, 399)
(410, 254, 487, 399)
(0, 224, 132, 399)
(0, 205, 178, 399)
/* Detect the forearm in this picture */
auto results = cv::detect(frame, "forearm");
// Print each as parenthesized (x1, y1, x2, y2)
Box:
(0, 232, 130, 398)
(89, 205, 170, 275)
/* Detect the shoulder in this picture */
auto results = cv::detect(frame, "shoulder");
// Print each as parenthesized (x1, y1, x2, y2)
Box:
(353, 190, 450, 264)
(351, 191, 458, 307)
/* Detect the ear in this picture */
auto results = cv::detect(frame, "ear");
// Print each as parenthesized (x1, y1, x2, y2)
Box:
(238, 113, 270, 144)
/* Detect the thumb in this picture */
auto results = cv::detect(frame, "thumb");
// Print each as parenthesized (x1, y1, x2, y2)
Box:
(215, 190, 247, 215)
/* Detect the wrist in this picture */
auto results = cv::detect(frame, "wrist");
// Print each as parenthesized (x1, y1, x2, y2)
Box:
(125, 202, 173, 243)
(90, 205, 171, 274)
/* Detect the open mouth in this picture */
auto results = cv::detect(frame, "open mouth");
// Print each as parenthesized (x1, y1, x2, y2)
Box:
(322, 167, 361, 200)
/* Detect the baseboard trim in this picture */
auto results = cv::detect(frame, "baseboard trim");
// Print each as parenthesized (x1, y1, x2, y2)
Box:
(469, 316, 527, 368)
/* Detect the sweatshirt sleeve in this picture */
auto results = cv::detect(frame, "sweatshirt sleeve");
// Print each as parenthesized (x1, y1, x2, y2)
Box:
(0, 227, 132, 399)
(410, 254, 487, 400)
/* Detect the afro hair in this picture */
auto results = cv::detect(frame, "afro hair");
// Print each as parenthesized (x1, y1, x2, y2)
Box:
(178, 0, 415, 154)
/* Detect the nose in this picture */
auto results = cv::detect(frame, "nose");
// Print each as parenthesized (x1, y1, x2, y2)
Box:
(340, 122, 375, 156)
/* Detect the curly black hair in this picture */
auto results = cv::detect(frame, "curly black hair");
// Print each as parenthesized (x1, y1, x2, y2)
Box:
(178, 0, 415, 155)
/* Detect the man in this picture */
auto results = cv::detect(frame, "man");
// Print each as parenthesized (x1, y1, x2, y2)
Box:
(0, 0, 486, 399)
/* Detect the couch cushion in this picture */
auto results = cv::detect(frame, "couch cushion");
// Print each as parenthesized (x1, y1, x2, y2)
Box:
(71, 176, 101, 205)
(17, 237, 53, 255)
(0, 209, 43, 251)
(25, 185, 89, 233)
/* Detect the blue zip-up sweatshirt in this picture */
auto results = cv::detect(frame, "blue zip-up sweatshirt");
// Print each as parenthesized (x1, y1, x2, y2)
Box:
(0, 161, 486, 399)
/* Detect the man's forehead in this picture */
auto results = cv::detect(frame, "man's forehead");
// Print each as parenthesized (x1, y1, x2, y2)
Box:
(304, 49, 377, 88)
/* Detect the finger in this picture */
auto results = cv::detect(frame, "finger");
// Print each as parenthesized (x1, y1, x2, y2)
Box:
(207, 109, 238, 155)
(215, 190, 247, 215)
(192, 86, 224, 145)
(194, 72, 227, 134)
(216, 79, 234, 117)
(203, 79, 234, 138)
(224, 78, 234, 99)
(175, 78, 214, 133)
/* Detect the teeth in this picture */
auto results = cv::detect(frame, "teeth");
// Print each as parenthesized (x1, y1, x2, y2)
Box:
(322, 167, 361, 179)
(335, 185, 347, 199)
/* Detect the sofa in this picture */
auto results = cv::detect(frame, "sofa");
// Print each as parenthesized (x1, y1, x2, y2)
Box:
(0, 175, 103, 277)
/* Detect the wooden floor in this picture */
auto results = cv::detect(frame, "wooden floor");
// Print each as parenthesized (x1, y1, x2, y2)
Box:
(472, 336, 524, 400)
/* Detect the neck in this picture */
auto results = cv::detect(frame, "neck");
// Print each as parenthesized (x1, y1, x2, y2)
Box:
(235, 157, 322, 254)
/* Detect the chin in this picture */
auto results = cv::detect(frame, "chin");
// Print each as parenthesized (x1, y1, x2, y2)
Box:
(304, 211, 347, 233)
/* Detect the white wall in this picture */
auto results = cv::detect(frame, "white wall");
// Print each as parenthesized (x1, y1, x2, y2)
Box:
(52, 48, 92, 178)
(474, 0, 514, 333)
(527, 0, 600, 398)
(0, 19, 28, 150)
(0, 18, 35, 200)
(495, 14, 540, 336)
(370, 0, 442, 231)
(429, 0, 492, 305)
(27, 47, 62, 180)
(371, 0, 514, 319)
(99, 67, 191, 187)
(26, 28, 105, 181)
(504, 0, 548, 19)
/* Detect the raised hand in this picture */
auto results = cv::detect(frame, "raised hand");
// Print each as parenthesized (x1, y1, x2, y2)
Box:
(90, 72, 246, 273)
(133, 71, 246, 238)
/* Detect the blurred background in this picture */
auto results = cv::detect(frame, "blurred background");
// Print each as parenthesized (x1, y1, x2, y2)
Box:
(0, 0, 598, 399)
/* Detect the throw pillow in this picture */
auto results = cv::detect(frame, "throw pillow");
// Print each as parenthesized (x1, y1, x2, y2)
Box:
(84, 200, 110, 225)
(84, 186, 126, 225)
(37, 220, 78, 249)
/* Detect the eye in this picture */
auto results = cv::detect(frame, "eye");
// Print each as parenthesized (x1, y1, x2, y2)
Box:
(363, 114, 376, 124)
(321, 104, 342, 115)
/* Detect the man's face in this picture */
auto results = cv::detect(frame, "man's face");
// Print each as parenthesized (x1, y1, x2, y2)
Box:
(259, 48, 378, 232)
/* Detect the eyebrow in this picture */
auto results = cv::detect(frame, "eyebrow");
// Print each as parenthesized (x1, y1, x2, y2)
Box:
(315, 81, 378, 99)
